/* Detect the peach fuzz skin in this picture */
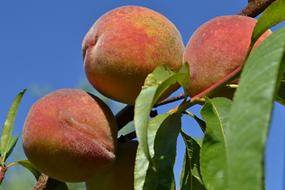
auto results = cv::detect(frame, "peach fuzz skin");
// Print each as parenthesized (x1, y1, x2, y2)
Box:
(184, 15, 272, 97)
(86, 141, 138, 190)
(22, 89, 117, 182)
(82, 6, 184, 105)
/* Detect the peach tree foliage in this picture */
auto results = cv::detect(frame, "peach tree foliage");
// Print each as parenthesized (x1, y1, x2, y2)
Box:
(133, 1, 285, 190)
(0, 1, 284, 190)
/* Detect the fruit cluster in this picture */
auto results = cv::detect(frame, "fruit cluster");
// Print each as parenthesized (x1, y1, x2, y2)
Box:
(22, 5, 270, 190)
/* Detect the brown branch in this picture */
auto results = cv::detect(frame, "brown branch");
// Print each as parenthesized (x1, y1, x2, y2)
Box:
(115, 105, 135, 130)
(0, 165, 7, 184)
(33, 174, 49, 190)
(170, 66, 242, 115)
(153, 93, 186, 108)
(118, 132, 137, 143)
(115, 106, 158, 130)
(191, 66, 241, 103)
(239, 0, 276, 17)
(115, 94, 187, 142)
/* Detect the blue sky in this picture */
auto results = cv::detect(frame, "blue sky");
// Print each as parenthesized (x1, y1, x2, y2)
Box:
(0, 0, 284, 189)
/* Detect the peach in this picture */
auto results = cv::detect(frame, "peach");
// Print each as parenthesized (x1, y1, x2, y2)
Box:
(184, 15, 271, 97)
(82, 6, 184, 105)
(86, 140, 138, 190)
(22, 89, 117, 182)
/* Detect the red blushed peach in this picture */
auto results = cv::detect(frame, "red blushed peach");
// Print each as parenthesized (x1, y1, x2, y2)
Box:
(184, 15, 271, 97)
(22, 89, 117, 182)
(83, 6, 184, 105)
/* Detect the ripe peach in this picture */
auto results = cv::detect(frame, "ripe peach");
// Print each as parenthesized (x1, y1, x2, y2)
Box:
(184, 15, 271, 97)
(86, 140, 138, 190)
(22, 89, 117, 182)
(82, 6, 184, 105)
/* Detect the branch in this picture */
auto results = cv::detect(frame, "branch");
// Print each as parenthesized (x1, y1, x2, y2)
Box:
(118, 132, 136, 143)
(115, 92, 187, 132)
(0, 165, 7, 184)
(115, 105, 135, 130)
(33, 174, 49, 190)
(168, 65, 242, 115)
(115, 94, 186, 142)
(153, 93, 185, 108)
(239, 0, 276, 17)
(115, 106, 158, 130)
(190, 66, 241, 103)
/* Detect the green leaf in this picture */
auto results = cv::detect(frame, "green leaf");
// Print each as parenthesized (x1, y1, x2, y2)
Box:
(178, 62, 191, 95)
(14, 160, 41, 179)
(134, 64, 189, 160)
(192, 176, 206, 190)
(134, 144, 149, 190)
(12, 160, 69, 190)
(226, 27, 285, 189)
(180, 131, 205, 190)
(276, 73, 285, 105)
(180, 149, 192, 190)
(251, 0, 285, 45)
(4, 136, 19, 162)
(118, 121, 135, 137)
(1, 89, 26, 164)
(134, 113, 181, 190)
(181, 132, 203, 182)
(200, 98, 232, 190)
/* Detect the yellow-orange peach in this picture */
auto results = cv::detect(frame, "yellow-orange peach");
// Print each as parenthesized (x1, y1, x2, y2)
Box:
(22, 89, 117, 182)
(86, 141, 138, 190)
(184, 15, 271, 97)
(83, 6, 184, 105)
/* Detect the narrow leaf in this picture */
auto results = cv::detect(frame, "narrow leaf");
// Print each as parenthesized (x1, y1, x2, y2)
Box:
(200, 98, 232, 190)
(276, 73, 285, 105)
(1, 89, 26, 163)
(192, 176, 206, 190)
(181, 131, 203, 183)
(180, 156, 206, 190)
(14, 160, 68, 190)
(251, 0, 285, 45)
(226, 27, 285, 189)
(15, 160, 41, 179)
(134, 113, 181, 190)
(180, 131, 205, 190)
(180, 149, 192, 190)
(135, 64, 189, 160)
(4, 136, 19, 162)
(134, 144, 149, 190)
